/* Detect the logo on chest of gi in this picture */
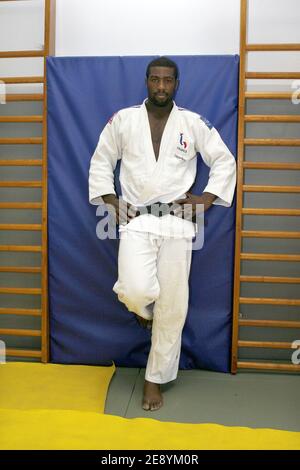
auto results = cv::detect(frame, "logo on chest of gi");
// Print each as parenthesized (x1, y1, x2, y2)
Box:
(177, 133, 188, 154)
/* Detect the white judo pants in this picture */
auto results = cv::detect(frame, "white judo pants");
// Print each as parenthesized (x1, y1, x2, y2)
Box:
(113, 230, 193, 384)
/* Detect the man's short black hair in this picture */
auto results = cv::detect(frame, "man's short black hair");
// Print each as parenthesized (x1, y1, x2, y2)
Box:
(146, 56, 179, 80)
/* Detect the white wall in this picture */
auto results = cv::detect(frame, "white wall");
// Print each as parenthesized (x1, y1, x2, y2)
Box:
(55, 0, 240, 56)
(54, 0, 300, 57)
(0, 0, 45, 93)
(0, 0, 300, 90)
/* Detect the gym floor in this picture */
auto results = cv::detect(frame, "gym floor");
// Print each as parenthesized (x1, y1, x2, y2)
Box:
(105, 367, 300, 432)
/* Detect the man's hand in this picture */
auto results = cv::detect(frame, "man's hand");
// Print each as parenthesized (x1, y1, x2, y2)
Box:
(173, 191, 217, 221)
(102, 194, 136, 225)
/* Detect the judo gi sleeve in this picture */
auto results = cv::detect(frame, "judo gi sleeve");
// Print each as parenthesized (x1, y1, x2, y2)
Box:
(194, 117, 236, 207)
(88, 113, 122, 205)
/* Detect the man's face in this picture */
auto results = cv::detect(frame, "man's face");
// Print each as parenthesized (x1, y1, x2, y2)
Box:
(146, 66, 178, 107)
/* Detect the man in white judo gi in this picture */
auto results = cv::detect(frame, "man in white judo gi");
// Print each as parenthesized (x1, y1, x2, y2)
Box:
(89, 57, 236, 411)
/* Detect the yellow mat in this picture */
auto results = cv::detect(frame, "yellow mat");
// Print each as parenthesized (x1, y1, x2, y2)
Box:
(0, 362, 115, 413)
(0, 408, 299, 450)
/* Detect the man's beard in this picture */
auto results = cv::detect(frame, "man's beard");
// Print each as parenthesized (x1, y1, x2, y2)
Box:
(149, 94, 173, 107)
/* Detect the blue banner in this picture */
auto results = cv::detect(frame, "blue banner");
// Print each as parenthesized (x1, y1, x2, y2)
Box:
(47, 55, 238, 372)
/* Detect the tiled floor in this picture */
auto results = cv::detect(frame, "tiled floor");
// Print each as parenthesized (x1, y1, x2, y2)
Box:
(105, 368, 300, 432)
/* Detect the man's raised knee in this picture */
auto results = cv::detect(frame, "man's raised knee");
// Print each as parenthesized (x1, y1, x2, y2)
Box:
(119, 280, 159, 310)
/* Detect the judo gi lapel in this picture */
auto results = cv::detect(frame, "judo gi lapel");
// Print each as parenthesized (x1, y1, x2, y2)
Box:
(138, 99, 178, 202)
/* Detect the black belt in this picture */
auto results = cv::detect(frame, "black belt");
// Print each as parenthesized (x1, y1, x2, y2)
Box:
(133, 201, 206, 225)
(135, 202, 176, 217)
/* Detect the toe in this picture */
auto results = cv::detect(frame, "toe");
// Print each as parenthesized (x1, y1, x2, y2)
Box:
(150, 401, 163, 411)
(142, 401, 150, 411)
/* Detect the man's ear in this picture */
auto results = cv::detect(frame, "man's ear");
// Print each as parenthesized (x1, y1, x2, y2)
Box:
(175, 79, 180, 90)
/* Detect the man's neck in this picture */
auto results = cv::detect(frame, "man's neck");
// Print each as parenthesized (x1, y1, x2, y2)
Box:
(145, 99, 174, 119)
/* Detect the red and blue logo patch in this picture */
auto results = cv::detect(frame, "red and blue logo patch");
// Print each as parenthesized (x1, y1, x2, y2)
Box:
(179, 133, 187, 149)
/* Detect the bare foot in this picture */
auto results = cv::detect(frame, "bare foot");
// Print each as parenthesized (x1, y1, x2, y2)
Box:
(142, 380, 163, 411)
(134, 314, 152, 330)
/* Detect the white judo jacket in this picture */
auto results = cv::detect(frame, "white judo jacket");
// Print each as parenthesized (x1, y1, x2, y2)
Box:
(89, 99, 236, 238)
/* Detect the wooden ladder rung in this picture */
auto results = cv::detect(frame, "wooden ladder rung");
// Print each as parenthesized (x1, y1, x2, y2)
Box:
(243, 185, 300, 193)
(240, 275, 300, 283)
(0, 266, 41, 273)
(0, 77, 44, 84)
(0, 245, 42, 252)
(237, 361, 300, 372)
(243, 162, 300, 170)
(6, 94, 43, 102)
(232, 2, 300, 376)
(245, 72, 300, 79)
(245, 92, 297, 100)
(245, 43, 300, 51)
(0, 50, 44, 58)
(0, 307, 41, 316)
(0, 116, 43, 122)
(0, 328, 41, 337)
(240, 253, 300, 261)
(0, 224, 42, 231)
(6, 348, 42, 358)
(0, 159, 42, 166)
(238, 340, 294, 349)
(241, 230, 300, 239)
(0, 181, 42, 187)
(0, 202, 42, 209)
(0, 137, 43, 144)
(242, 208, 300, 216)
(0, 0, 54, 367)
(244, 115, 300, 122)
(0, 287, 41, 295)
(239, 319, 300, 328)
(239, 297, 300, 306)
(244, 138, 300, 146)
